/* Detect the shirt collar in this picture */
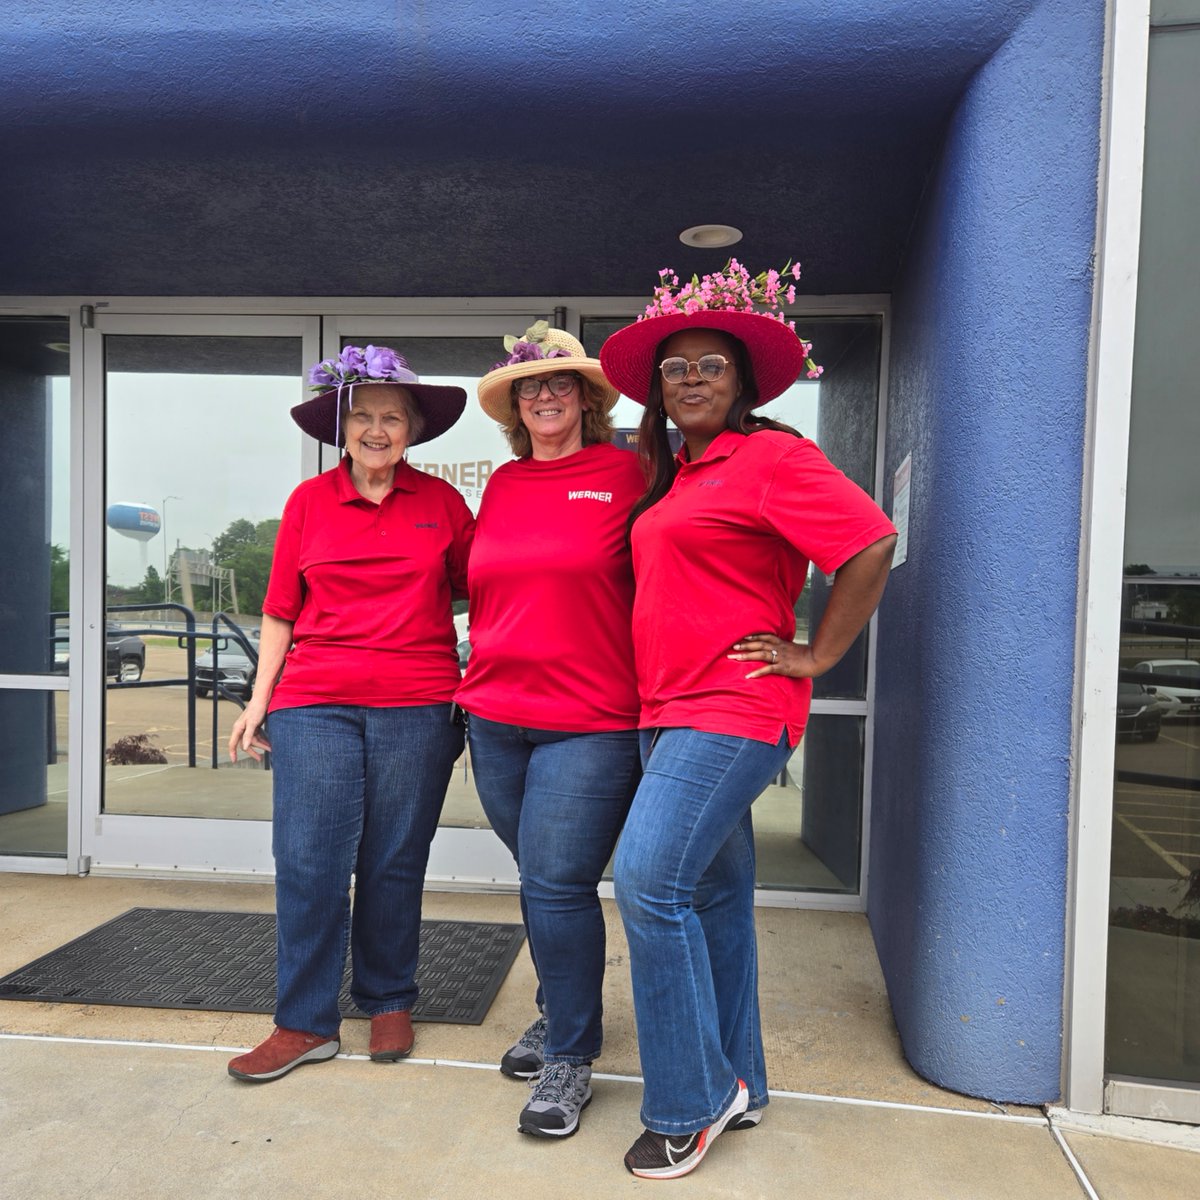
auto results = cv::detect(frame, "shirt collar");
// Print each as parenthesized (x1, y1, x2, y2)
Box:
(334, 455, 419, 504)
(675, 428, 743, 469)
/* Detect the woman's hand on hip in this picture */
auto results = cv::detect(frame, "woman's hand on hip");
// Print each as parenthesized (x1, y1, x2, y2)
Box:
(729, 633, 825, 680)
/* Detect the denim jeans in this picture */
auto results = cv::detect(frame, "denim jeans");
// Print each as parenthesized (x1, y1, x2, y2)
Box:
(268, 703, 463, 1037)
(613, 726, 792, 1134)
(468, 715, 640, 1064)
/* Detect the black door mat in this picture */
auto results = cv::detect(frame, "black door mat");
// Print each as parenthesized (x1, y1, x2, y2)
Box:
(0, 907, 525, 1026)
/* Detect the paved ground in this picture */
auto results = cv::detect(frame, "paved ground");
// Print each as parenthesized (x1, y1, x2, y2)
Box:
(1, 874, 1198, 1198)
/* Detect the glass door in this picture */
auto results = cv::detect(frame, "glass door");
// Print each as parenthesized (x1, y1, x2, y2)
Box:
(80, 314, 319, 874)
(582, 314, 886, 897)
(1103, 15, 1200, 1121)
(323, 315, 544, 886)
(0, 315, 75, 868)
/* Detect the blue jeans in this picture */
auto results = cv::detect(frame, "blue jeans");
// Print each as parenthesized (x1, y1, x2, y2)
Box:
(614, 726, 791, 1134)
(468, 715, 640, 1064)
(269, 703, 463, 1036)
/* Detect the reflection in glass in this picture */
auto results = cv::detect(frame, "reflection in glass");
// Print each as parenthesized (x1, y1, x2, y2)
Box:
(1106, 23, 1200, 1096)
(584, 316, 882, 891)
(1107, 580, 1200, 1084)
(0, 689, 69, 857)
(584, 316, 882, 701)
(336, 333, 518, 832)
(0, 318, 71, 851)
(755, 715, 865, 892)
(102, 335, 303, 820)
(0, 318, 70, 677)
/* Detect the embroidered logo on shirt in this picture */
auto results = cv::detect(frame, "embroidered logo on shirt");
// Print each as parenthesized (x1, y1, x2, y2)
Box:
(567, 490, 613, 503)
(697, 480, 725, 488)
(413, 521, 440, 528)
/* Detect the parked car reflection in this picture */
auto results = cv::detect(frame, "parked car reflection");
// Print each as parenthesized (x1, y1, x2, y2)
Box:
(52, 621, 146, 682)
(1131, 659, 1200, 718)
(1116, 681, 1163, 742)
(195, 629, 259, 699)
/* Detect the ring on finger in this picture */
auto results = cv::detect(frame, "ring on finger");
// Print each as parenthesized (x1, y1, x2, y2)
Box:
(771, 649, 778, 664)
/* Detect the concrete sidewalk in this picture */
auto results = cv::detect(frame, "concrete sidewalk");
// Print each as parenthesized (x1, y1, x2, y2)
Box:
(2, 875, 1197, 1198)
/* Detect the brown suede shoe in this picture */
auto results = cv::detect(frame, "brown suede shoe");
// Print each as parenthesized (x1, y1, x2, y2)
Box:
(228, 1026, 339, 1082)
(369, 1010, 415, 1061)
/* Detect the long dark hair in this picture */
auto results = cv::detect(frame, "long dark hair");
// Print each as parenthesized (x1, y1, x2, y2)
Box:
(626, 330, 802, 533)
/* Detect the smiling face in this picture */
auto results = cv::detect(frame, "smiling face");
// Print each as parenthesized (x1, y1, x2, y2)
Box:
(343, 385, 413, 474)
(658, 329, 743, 457)
(515, 372, 587, 458)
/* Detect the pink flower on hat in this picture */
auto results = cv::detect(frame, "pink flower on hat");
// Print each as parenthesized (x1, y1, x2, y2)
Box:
(639, 257, 822, 381)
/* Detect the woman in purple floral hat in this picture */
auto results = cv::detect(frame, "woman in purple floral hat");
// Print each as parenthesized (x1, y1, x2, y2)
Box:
(225, 345, 474, 1083)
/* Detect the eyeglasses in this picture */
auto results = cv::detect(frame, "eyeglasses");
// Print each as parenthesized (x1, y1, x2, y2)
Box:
(659, 355, 731, 384)
(514, 374, 579, 400)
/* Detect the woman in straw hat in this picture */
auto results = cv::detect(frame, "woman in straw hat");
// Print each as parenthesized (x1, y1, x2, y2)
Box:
(226, 345, 474, 1083)
(599, 262, 898, 1179)
(456, 323, 644, 1139)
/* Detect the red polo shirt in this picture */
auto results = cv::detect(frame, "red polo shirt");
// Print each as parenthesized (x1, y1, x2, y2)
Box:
(631, 429, 896, 745)
(263, 457, 474, 712)
(456, 442, 643, 732)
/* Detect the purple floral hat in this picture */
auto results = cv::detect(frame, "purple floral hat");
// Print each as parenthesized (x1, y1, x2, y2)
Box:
(292, 344, 466, 447)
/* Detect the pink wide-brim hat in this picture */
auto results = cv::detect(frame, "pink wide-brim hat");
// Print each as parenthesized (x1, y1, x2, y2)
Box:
(599, 310, 809, 406)
(291, 375, 466, 447)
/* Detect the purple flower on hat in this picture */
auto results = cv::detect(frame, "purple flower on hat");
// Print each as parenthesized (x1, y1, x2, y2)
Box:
(306, 343, 411, 392)
(308, 361, 338, 388)
(491, 340, 572, 370)
(364, 344, 404, 379)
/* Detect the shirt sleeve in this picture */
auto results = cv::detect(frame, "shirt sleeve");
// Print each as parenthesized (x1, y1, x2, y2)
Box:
(759, 439, 897, 575)
(262, 486, 306, 621)
(444, 488, 476, 602)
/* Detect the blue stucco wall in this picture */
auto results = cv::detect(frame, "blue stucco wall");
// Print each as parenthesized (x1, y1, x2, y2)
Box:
(0, 0, 1036, 296)
(868, 0, 1103, 1103)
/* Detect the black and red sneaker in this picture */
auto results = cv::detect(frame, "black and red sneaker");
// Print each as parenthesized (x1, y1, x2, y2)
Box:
(623, 1079, 749, 1179)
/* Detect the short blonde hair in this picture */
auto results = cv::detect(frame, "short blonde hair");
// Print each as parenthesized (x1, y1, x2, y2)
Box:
(501, 374, 616, 458)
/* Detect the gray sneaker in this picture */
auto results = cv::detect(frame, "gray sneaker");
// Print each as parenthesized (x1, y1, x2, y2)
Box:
(518, 1061, 593, 1138)
(500, 1015, 546, 1079)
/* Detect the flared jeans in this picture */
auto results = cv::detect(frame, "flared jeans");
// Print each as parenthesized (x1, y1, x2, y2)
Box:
(614, 726, 791, 1134)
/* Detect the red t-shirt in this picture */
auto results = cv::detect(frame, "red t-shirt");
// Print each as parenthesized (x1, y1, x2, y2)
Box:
(631, 429, 896, 746)
(456, 442, 643, 732)
(263, 457, 475, 712)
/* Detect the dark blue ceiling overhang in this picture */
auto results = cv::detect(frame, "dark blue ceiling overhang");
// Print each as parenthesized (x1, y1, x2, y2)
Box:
(0, 1, 1040, 297)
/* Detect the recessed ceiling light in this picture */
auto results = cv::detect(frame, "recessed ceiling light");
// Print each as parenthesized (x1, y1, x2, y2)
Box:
(679, 224, 743, 249)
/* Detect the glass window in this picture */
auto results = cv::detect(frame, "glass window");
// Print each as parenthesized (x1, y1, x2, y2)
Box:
(336, 332, 516, 834)
(102, 334, 303, 820)
(0, 318, 71, 676)
(1106, 24, 1200, 1089)
(583, 315, 882, 891)
(0, 317, 70, 856)
(0, 689, 69, 857)
(756, 714, 866, 892)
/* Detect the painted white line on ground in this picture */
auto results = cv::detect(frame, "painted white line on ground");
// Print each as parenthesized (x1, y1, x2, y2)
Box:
(0, 1032, 1045, 1124)
(1115, 812, 1190, 875)
(1050, 1125, 1102, 1200)
(758, 1085, 1047, 1124)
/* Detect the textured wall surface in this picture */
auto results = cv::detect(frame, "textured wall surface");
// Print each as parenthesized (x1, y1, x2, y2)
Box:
(0, 0, 1034, 296)
(868, 0, 1103, 1102)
